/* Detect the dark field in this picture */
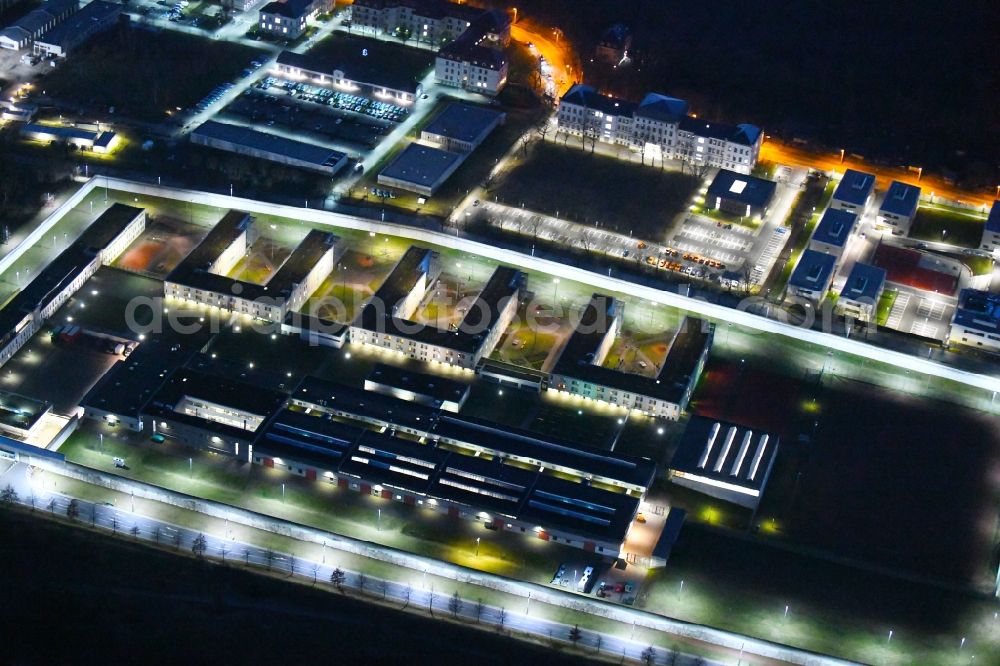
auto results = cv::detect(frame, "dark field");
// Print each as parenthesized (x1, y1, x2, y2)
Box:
(0, 508, 600, 666)
(494, 143, 699, 237)
(40, 24, 257, 122)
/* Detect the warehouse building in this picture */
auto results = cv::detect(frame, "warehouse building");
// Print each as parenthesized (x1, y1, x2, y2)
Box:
(877, 180, 921, 236)
(191, 121, 348, 176)
(831, 169, 875, 214)
(32, 0, 120, 58)
(364, 363, 470, 412)
(419, 103, 505, 153)
(0, 0, 77, 51)
(350, 247, 522, 368)
(377, 142, 464, 196)
(836, 262, 887, 323)
(275, 49, 423, 104)
(548, 294, 713, 420)
(668, 415, 779, 509)
(164, 210, 341, 323)
(0, 204, 145, 368)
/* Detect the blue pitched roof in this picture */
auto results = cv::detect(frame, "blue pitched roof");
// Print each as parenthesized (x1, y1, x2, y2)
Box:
(833, 169, 876, 206)
(679, 116, 760, 146)
(707, 169, 776, 209)
(840, 263, 886, 303)
(812, 208, 857, 248)
(559, 84, 636, 116)
(789, 250, 836, 292)
(635, 93, 688, 123)
(879, 181, 921, 218)
(986, 200, 1000, 233)
(953, 289, 1000, 335)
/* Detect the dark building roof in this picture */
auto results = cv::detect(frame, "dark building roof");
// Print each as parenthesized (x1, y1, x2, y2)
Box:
(35, 0, 119, 50)
(811, 208, 857, 248)
(706, 169, 777, 210)
(366, 363, 470, 406)
(259, 0, 313, 18)
(679, 116, 761, 146)
(0, 204, 144, 349)
(788, 249, 836, 293)
(193, 121, 347, 170)
(669, 415, 779, 494)
(634, 93, 688, 124)
(142, 367, 288, 439)
(839, 262, 886, 304)
(953, 289, 1000, 335)
(0, 390, 51, 433)
(421, 103, 504, 145)
(833, 169, 876, 206)
(879, 180, 921, 218)
(377, 142, 464, 190)
(276, 49, 423, 94)
(987, 201, 1000, 233)
(559, 84, 636, 117)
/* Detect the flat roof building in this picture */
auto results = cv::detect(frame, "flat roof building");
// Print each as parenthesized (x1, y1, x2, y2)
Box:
(21, 122, 118, 153)
(0, 0, 77, 51)
(979, 201, 1000, 256)
(809, 208, 858, 258)
(420, 103, 505, 153)
(949, 289, 1000, 353)
(165, 211, 340, 322)
(275, 49, 423, 104)
(706, 169, 777, 218)
(831, 169, 875, 213)
(0, 390, 52, 439)
(836, 262, 887, 323)
(377, 142, 464, 196)
(32, 0, 120, 58)
(549, 295, 712, 420)
(0, 204, 145, 368)
(364, 363, 470, 412)
(877, 180, 921, 235)
(351, 249, 522, 368)
(668, 415, 779, 509)
(191, 121, 348, 176)
(787, 249, 836, 302)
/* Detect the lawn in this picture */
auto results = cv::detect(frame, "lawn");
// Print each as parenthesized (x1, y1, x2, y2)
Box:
(493, 143, 700, 239)
(39, 24, 258, 122)
(875, 288, 897, 326)
(908, 205, 986, 248)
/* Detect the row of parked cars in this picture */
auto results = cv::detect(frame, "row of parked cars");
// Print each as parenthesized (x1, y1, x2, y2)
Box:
(258, 77, 408, 123)
(195, 82, 235, 111)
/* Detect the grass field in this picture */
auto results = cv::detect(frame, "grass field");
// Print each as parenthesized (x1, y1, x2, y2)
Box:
(493, 143, 700, 239)
(908, 205, 986, 248)
(39, 24, 258, 122)
(876, 288, 898, 326)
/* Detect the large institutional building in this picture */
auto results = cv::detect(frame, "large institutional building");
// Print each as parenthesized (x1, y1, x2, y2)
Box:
(351, 0, 511, 96)
(556, 84, 762, 173)
(548, 294, 713, 420)
(0, 204, 145, 368)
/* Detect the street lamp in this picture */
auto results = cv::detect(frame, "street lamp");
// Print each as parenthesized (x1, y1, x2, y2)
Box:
(377, 508, 381, 531)
(475, 537, 480, 557)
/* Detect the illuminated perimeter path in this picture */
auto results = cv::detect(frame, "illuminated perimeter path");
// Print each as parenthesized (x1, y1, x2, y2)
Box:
(43, 176, 1000, 397)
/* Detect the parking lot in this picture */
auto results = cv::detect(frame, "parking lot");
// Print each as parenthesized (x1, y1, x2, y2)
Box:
(880, 286, 955, 343)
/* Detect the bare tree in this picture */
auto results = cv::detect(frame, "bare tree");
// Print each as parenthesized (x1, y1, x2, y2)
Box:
(357, 572, 368, 594)
(130, 525, 140, 540)
(497, 606, 506, 632)
(0, 484, 19, 505)
(448, 591, 463, 618)
(67, 499, 80, 521)
(221, 543, 231, 563)
(401, 584, 411, 609)
(264, 549, 275, 571)
(153, 526, 161, 544)
(640, 645, 656, 666)
(569, 624, 582, 648)
(311, 563, 319, 585)
(595, 634, 602, 654)
(473, 598, 484, 624)
(329, 567, 346, 591)
(111, 516, 119, 535)
(288, 554, 296, 577)
(47, 498, 56, 515)
(174, 530, 182, 549)
(191, 533, 208, 558)
(427, 588, 435, 616)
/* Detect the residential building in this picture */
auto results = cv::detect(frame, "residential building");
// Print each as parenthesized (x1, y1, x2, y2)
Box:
(836, 262, 887, 323)
(877, 180, 921, 235)
(0, 0, 76, 51)
(949, 289, 1000, 353)
(258, 0, 327, 40)
(275, 49, 422, 104)
(349, 247, 522, 369)
(419, 103, 505, 152)
(191, 121, 348, 176)
(706, 169, 777, 218)
(350, 0, 482, 45)
(831, 169, 875, 214)
(556, 84, 762, 173)
(32, 0, 120, 58)
(0, 204, 145, 367)
(434, 23, 507, 96)
(548, 295, 713, 420)
(787, 249, 836, 302)
(668, 415, 779, 510)
(809, 208, 858, 259)
(979, 201, 1000, 256)
(164, 210, 341, 322)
